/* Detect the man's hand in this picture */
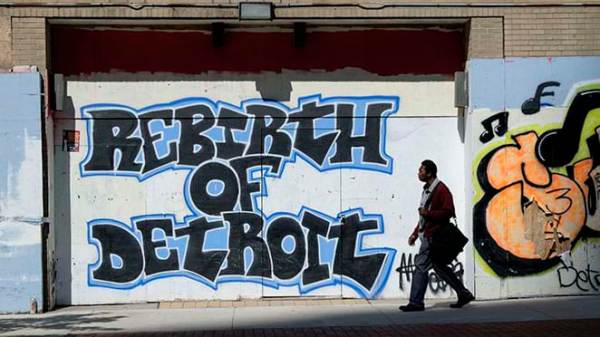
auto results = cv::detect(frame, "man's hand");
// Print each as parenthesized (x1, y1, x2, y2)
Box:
(418, 207, 428, 217)
(408, 234, 417, 246)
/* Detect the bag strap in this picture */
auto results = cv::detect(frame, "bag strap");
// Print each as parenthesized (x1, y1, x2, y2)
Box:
(424, 181, 441, 210)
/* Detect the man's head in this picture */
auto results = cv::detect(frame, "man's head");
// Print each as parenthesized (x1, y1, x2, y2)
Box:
(418, 159, 437, 183)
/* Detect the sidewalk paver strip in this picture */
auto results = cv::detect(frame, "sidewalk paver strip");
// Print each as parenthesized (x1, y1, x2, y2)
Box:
(66, 319, 598, 337)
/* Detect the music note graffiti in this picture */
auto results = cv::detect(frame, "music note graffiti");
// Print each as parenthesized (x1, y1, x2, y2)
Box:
(480, 111, 509, 143)
(521, 81, 561, 115)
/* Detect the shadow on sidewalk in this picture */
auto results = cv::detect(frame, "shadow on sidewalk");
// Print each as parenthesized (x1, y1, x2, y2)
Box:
(0, 312, 125, 334)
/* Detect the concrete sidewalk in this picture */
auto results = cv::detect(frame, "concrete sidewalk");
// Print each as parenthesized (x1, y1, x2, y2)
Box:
(1, 295, 599, 336)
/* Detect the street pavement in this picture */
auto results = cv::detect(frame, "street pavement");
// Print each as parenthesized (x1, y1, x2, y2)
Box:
(1, 295, 599, 336)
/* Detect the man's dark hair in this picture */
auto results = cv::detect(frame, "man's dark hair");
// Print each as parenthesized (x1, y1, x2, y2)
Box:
(421, 160, 437, 177)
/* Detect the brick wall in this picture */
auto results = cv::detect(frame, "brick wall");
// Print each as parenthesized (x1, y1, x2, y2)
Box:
(504, 7, 600, 57)
(1, 1, 600, 4)
(1, 3, 600, 70)
(468, 17, 504, 59)
(11, 17, 47, 70)
(0, 16, 11, 69)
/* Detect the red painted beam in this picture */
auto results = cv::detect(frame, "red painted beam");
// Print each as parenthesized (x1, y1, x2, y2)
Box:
(51, 26, 465, 76)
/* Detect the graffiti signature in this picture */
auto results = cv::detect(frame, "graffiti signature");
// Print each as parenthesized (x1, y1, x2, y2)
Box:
(396, 253, 464, 294)
(557, 260, 600, 292)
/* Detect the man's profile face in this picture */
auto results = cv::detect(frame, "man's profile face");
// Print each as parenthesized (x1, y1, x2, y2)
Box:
(418, 165, 430, 182)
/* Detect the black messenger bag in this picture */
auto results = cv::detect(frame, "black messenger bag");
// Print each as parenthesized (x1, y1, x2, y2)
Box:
(429, 218, 468, 265)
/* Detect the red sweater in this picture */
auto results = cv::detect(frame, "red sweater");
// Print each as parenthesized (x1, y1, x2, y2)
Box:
(411, 181, 456, 239)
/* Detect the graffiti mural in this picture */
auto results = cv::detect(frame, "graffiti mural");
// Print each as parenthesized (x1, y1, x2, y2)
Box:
(80, 95, 399, 298)
(474, 81, 600, 277)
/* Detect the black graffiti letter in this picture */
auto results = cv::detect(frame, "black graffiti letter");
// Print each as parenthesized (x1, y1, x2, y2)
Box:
(138, 109, 177, 173)
(301, 211, 331, 285)
(584, 134, 600, 215)
(330, 103, 390, 165)
(288, 102, 337, 166)
(537, 90, 600, 167)
(175, 217, 227, 282)
(267, 216, 306, 280)
(230, 155, 282, 211)
(91, 223, 144, 283)
(220, 212, 272, 278)
(176, 104, 216, 166)
(246, 104, 292, 157)
(135, 218, 179, 276)
(188, 161, 239, 216)
(83, 109, 142, 172)
(216, 107, 248, 160)
(329, 214, 386, 291)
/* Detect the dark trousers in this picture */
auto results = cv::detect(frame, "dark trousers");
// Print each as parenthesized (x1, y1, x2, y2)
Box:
(409, 236, 470, 306)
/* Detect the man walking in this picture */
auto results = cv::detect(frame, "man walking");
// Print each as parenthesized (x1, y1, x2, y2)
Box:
(399, 160, 474, 312)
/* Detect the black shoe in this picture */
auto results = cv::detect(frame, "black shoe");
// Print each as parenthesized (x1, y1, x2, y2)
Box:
(450, 293, 475, 308)
(399, 303, 425, 312)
